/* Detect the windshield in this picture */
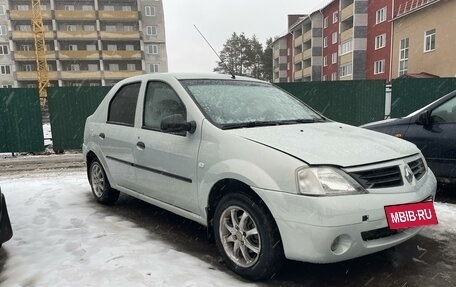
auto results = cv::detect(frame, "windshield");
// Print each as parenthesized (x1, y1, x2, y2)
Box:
(180, 79, 324, 129)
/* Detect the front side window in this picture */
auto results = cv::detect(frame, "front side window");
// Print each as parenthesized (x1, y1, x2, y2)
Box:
(143, 81, 186, 130)
(424, 29, 436, 52)
(108, 82, 141, 126)
(180, 80, 323, 128)
(431, 96, 456, 124)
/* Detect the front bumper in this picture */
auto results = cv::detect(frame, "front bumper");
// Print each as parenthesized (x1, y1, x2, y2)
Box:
(253, 169, 437, 263)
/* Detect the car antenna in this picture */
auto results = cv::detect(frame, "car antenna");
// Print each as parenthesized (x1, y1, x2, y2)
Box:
(193, 24, 236, 79)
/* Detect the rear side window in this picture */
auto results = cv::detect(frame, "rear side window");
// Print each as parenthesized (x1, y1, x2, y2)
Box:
(108, 82, 141, 126)
(143, 81, 186, 130)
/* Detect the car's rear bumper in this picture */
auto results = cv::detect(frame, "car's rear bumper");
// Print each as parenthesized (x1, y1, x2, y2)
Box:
(253, 169, 437, 263)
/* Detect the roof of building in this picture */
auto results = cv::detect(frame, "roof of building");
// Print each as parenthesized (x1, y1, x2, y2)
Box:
(398, 72, 440, 78)
(393, 0, 440, 20)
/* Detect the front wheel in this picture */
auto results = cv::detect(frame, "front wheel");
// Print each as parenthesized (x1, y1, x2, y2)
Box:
(89, 159, 119, 205)
(213, 193, 284, 281)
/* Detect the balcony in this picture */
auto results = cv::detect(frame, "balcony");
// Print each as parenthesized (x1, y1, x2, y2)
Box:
(303, 49, 312, 60)
(55, 10, 96, 20)
(294, 35, 303, 47)
(341, 3, 354, 21)
(294, 70, 303, 80)
(61, 71, 101, 80)
(99, 31, 140, 40)
(14, 51, 56, 60)
(340, 53, 352, 65)
(294, 53, 303, 63)
(9, 10, 52, 20)
(303, 30, 312, 43)
(104, 70, 142, 79)
(16, 71, 58, 81)
(57, 31, 98, 40)
(341, 28, 353, 42)
(303, 66, 312, 78)
(99, 11, 138, 21)
(273, 49, 280, 59)
(12, 31, 54, 40)
(102, 50, 141, 60)
(59, 50, 100, 60)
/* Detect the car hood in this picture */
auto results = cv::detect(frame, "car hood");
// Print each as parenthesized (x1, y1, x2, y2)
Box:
(227, 122, 419, 167)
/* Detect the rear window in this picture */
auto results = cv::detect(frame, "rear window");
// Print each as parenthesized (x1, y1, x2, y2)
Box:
(107, 82, 141, 126)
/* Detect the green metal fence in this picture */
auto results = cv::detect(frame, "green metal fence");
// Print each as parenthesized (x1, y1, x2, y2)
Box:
(47, 86, 110, 151)
(0, 88, 44, 153)
(277, 80, 387, 126)
(391, 78, 456, 118)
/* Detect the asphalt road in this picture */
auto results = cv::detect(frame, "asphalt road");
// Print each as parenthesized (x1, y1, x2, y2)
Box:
(1, 153, 455, 286)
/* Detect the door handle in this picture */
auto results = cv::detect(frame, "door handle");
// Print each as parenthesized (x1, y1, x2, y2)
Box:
(99, 133, 105, 139)
(137, 141, 145, 149)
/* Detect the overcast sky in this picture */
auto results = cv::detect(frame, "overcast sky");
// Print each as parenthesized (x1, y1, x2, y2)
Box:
(163, 0, 331, 73)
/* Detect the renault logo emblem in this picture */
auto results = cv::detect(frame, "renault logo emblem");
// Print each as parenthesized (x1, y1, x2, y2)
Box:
(404, 166, 414, 184)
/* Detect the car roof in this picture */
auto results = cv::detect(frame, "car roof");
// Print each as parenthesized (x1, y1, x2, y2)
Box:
(119, 72, 267, 84)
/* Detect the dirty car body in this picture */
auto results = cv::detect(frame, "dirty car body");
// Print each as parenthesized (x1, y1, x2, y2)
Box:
(83, 73, 437, 280)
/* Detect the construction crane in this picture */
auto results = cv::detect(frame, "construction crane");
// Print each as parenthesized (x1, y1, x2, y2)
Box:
(31, 0, 49, 106)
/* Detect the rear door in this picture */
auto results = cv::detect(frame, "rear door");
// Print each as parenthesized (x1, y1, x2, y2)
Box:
(99, 82, 141, 190)
(405, 95, 456, 179)
(134, 81, 200, 213)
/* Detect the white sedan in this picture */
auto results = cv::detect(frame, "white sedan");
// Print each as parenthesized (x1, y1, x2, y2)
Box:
(83, 73, 437, 280)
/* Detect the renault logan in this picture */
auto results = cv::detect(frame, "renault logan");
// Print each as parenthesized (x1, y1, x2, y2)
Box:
(83, 73, 437, 280)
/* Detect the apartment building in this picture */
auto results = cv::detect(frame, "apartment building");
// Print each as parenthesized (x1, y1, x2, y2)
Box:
(272, 34, 290, 83)
(321, 0, 339, 81)
(391, 0, 455, 79)
(291, 12, 323, 82)
(0, 0, 167, 88)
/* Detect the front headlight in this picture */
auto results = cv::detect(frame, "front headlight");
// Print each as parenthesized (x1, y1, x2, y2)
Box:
(297, 167, 367, 196)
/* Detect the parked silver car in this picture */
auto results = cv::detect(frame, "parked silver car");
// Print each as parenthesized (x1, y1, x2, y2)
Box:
(83, 73, 437, 280)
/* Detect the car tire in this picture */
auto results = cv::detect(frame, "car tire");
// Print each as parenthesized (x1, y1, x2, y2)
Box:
(213, 192, 284, 281)
(89, 159, 119, 205)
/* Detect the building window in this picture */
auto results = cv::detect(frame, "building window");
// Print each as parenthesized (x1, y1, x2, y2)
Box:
(333, 12, 338, 23)
(20, 44, 32, 51)
(86, 44, 97, 51)
(150, 63, 159, 73)
(65, 5, 74, 11)
(322, 75, 327, 81)
(109, 64, 119, 71)
(70, 64, 80, 71)
(68, 44, 78, 51)
(332, 52, 337, 64)
(107, 44, 117, 51)
(0, 5, 5, 15)
(23, 64, 33, 72)
(331, 72, 337, 81)
(0, 65, 10, 75)
(106, 25, 117, 32)
(374, 59, 385, 74)
(18, 25, 32, 31)
(88, 64, 98, 71)
(84, 25, 95, 31)
(122, 6, 132, 12)
(323, 36, 328, 48)
(287, 62, 291, 70)
(127, 63, 136, 71)
(332, 32, 338, 44)
(146, 26, 157, 35)
(424, 29, 436, 52)
(104, 5, 115, 11)
(399, 38, 409, 76)
(125, 44, 134, 51)
(323, 17, 328, 29)
(340, 40, 352, 55)
(376, 7, 387, 24)
(145, 6, 156, 16)
(17, 5, 29, 11)
(67, 25, 77, 31)
(287, 48, 291, 56)
(82, 5, 93, 11)
(124, 25, 134, 32)
(323, 56, 328, 67)
(340, 63, 353, 77)
(147, 44, 158, 54)
(0, 45, 8, 55)
(0, 25, 6, 35)
(375, 34, 386, 50)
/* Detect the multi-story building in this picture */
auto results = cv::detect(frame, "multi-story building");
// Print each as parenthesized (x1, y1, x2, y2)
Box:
(0, 0, 167, 88)
(321, 0, 339, 81)
(391, 0, 454, 79)
(291, 12, 323, 82)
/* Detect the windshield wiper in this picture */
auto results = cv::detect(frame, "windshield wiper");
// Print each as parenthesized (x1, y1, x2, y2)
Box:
(221, 118, 325, 130)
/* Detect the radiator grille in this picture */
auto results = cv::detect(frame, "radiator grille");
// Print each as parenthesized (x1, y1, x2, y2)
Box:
(349, 166, 403, 189)
(408, 158, 426, 181)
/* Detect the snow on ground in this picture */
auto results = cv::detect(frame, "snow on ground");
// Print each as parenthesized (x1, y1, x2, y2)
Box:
(0, 172, 253, 287)
(421, 202, 456, 241)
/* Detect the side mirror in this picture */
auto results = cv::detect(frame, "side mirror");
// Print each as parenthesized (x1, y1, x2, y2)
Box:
(160, 114, 196, 134)
(416, 111, 431, 126)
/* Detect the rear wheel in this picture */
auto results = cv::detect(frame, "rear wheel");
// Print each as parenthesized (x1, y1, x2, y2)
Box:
(213, 193, 284, 280)
(89, 159, 119, 205)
